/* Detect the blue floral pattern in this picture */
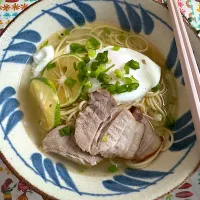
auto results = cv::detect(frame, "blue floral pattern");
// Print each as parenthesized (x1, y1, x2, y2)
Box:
(0, 0, 197, 198)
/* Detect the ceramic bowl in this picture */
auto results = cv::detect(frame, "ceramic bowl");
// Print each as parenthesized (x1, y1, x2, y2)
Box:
(0, 0, 200, 199)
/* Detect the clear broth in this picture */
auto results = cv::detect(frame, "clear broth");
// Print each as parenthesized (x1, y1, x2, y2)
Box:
(18, 23, 178, 175)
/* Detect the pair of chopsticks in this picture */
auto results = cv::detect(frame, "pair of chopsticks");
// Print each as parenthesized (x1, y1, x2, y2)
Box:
(167, 0, 200, 141)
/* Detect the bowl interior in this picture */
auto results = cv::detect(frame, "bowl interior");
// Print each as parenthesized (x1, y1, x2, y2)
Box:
(0, 0, 200, 200)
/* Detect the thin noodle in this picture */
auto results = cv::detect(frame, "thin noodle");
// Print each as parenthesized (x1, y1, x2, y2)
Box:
(125, 142, 164, 169)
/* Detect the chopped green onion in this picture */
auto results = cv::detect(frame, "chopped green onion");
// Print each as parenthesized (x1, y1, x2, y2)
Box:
(88, 49, 96, 58)
(103, 74, 111, 83)
(124, 65, 130, 74)
(116, 84, 128, 94)
(39, 40, 48, 49)
(103, 27, 111, 35)
(90, 61, 99, 71)
(97, 72, 111, 83)
(102, 76, 139, 94)
(78, 71, 87, 83)
(96, 51, 108, 64)
(86, 37, 100, 50)
(90, 71, 98, 78)
(123, 76, 138, 85)
(84, 80, 92, 88)
(65, 78, 77, 89)
(115, 81, 120, 87)
(107, 85, 116, 94)
(83, 56, 90, 64)
(97, 72, 105, 83)
(46, 62, 56, 70)
(127, 83, 139, 92)
(130, 75, 138, 83)
(77, 61, 88, 82)
(73, 62, 78, 71)
(165, 113, 175, 129)
(101, 83, 116, 94)
(114, 69, 124, 78)
(104, 64, 115, 73)
(123, 77, 132, 84)
(77, 61, 86, 71)
(59, 126, 73, 137)
(108, 165, 118, 173)
(124, 60, 140, 70)
(99, 64, 106, 71)
(102, 134, 108, 142)
(70, 43, 87, 55)
(81, 90, 89, 100)
(90, 64, 106, 78)
(112, 46, 120, 51)
(151, 83, 161, 92)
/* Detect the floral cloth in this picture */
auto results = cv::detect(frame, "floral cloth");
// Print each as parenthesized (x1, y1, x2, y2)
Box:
(0, 0, 200, 199)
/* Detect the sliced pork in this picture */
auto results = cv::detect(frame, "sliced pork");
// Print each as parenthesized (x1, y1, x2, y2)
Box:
(135, 117, 162, 161)
(75, 90, 146, 160)
(98, 110, 145, 159)
(75, 89, 117, 153)
(42, 126, 102, 166)
(130, 107, 143, 122)
(90, 108, 122, 155)
(75, 106, 102, 153)
(88, 89, 117, 120)
(46, 89, 162, 166)
(130, 107, 162, 161)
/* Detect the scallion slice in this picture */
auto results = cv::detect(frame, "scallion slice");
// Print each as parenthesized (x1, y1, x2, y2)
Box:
(102, 134, 108, 142)
(86, 37, 100, 50)
(103, 27, 111, 35)
(46, 62, 56, 70)
(124, 60, 140, 73)
(151, 83, 161, 92)
(59, 126, 73, 137)
(96, 51, 108, 64)
(108, 165, 118, 173)
(114, 69, 124, 78)
(70, 43, 87, 55)
(165, 113, 175, 129)
(65, 78, 77, 89)
(112, 46, 120, 51)
(84, 80, 92, 88)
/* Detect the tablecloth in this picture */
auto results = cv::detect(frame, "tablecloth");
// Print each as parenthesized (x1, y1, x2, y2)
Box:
(0, 0, 200, 199)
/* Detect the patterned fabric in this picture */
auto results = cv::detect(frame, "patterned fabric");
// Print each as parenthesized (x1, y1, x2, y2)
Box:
(0, 0, 200, 199)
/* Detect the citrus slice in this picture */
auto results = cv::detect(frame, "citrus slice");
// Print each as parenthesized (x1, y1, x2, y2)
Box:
(30, 77, 60, 131)
(42, 54, 83, 107)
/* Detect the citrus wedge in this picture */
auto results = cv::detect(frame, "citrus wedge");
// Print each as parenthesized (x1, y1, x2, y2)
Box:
(30, 77, 60, 131)
(42, 54, 83, 107)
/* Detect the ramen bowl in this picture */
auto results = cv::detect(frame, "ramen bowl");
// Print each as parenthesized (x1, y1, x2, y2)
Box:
(0, 0, 200, 200)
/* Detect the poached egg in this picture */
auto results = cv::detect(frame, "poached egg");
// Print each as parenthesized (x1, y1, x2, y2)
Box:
(88, 46, 161, 104)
